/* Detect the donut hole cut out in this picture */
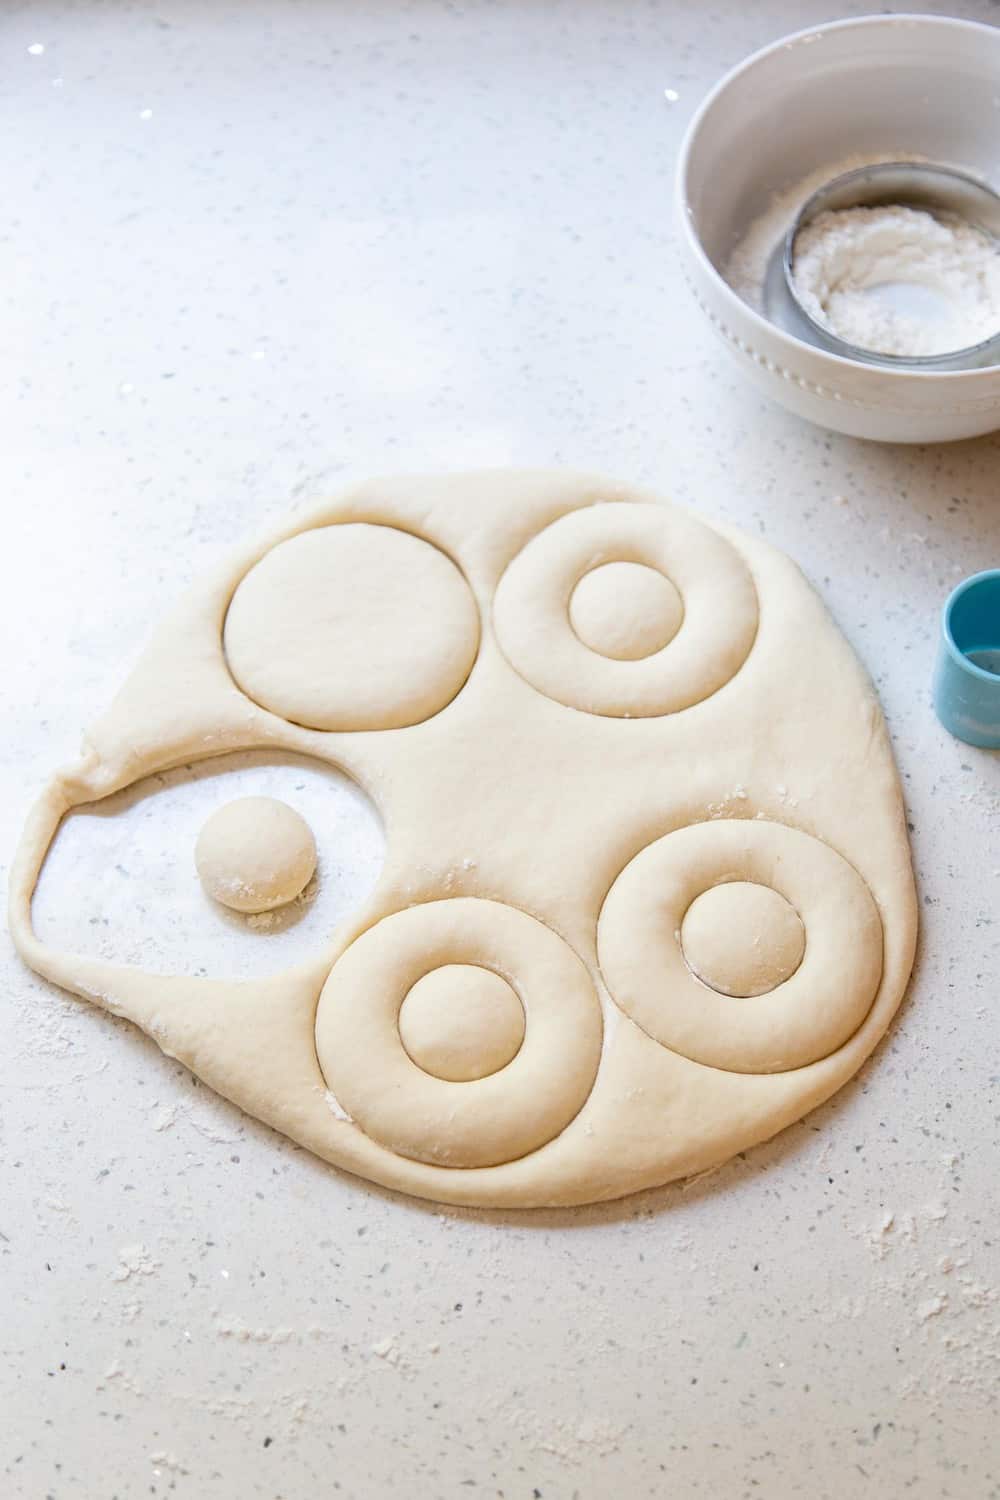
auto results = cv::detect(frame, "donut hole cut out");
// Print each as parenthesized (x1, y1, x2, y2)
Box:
(569, 562, 684, 661)
(195, 796, 318, 913)
(679, 881, 806, 998)
(398, 964, 526, 1082)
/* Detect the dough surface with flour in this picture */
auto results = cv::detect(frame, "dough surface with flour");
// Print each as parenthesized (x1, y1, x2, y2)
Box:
(9, 471, 917, 1208)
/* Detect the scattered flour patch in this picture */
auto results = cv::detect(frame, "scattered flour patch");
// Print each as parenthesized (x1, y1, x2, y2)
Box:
(216, 1319, 294, 1344)
(323, 1088, 352, 1123)
(150, 1452, 185, 1473)
(113, 1243, 160, 1282)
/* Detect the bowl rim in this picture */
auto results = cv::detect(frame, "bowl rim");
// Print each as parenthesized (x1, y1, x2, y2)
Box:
(675, 12, 1000, 386)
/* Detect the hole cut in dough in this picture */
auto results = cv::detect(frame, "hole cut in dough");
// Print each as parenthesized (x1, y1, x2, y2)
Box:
(224, 523, 480, 731)
(195, 796, 317, 913)
(680, 881, 806, 998)
(398, 964, 526, 1082)
(569, 562, 684, 661)
(31, 751, 385, 978)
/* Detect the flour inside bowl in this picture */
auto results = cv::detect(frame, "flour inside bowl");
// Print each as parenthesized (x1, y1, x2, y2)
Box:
(724, 152, 1000, 361)
(790, 204, 1000, 357)
(724, 153, 919, 311)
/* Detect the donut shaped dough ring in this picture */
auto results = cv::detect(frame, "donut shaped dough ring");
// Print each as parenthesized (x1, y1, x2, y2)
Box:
(492, 502, 758, 717)
(314, 898, 603, 1168)
(597, 820, 883, 1073)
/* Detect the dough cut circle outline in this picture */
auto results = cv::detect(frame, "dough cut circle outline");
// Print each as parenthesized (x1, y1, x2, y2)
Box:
(398, 963, 527, 1083)
(493, 501, 759, 717)
(224, 521, 480, 732)
(314, 898, 604, 1168)
(569, 561, 684, 661)
(679, 880, 807, 999)
(597, 819, 884, 1073)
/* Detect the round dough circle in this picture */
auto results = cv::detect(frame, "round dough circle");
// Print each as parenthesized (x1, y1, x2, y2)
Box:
(680, 881, 806, 998)
(224, 523, 479, 731)
(315, 898, 603, 1168)
(493, 502, 758, 717)
(195, 796, 317, 914)
(598, 819, 883, 1073)
(569, 562, 683, 661)
(398, 964, 526, 1082)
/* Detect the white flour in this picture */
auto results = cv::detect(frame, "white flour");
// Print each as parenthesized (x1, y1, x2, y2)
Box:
(725, 153, 916, 309)
(724, 152, 1000, 358)
(791, 205, 1000, 357)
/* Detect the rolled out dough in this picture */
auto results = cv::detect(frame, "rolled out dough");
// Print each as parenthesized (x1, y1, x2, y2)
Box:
(9, 470, 917, 1208)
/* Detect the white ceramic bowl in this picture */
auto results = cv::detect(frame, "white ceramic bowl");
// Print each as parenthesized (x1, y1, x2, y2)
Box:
(676, 14, 1000, 443)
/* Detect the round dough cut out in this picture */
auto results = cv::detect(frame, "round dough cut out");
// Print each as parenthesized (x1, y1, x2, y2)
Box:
(398, 964, 526, 1082)
(315, 898, 603, 1168)
(493, 502, 758, 717)
(224, 523, 479, 731)
(569, 562, 683, 661)
(195, 796, 317, 913)
(680, 881, 806, 998)
(598, 819, 883, 1073)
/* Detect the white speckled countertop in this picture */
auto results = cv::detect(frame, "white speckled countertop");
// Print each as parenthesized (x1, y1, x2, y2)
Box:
(3, 3, 1000, 1497)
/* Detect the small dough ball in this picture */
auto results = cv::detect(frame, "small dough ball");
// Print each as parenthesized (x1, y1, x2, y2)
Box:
(680, 881, 805, 999)
(195, 796, 317, 914)
(398, 964, 526, 1082)
(569, 562, 683, 661)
